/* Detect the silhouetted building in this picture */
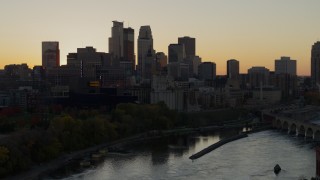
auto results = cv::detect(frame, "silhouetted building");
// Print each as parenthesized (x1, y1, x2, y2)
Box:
(167, 62, 189, 81)
(248, 66, 270, 88)
(137, 26, 154, 79)
(144, 50, 157, 79)
(109, 21, 124, 61)
(311, 41, 320, 88)
(192, 56, 202, 77)
(156, 52, 167, 69)
(66, 47, 108, 79)
(274, 56, 298, 99)
(168, 44, 185, 63)
(32, 66, 46, 90)
(42, 41, 60, 69)
(275, 56, 296, 75)
(274, 73, 297, 99)
(227, 59, 239, 80)
(123, 27, 135, 71)
(178, 36, 195, 57)
(4, 64, 31, 80)
(198, 62, 216, 81)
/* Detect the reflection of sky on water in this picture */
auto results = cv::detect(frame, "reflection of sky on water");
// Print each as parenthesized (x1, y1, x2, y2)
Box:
(63, 130, 316, 180)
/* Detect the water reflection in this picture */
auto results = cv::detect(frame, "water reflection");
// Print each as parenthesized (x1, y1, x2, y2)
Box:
(61, 130, 316, 180)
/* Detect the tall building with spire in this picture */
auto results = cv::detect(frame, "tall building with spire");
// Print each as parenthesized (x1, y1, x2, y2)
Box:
(311, 41, 320, 88)
(137, 25, 154, 79)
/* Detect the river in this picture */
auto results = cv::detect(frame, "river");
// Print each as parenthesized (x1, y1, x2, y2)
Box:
(58, 130, 316, 180)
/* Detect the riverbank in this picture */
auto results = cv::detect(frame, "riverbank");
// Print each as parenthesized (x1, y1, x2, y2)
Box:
(5, 122, 268, 180)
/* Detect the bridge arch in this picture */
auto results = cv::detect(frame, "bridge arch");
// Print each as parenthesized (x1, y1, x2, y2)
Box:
(289, 123, 297, 135)
(314, 130, 320, 141)
(276, 119, 282, 129)
(298, 125, 305, 137)
(306, 128, 313, 139)
(282, 121, 289, 131)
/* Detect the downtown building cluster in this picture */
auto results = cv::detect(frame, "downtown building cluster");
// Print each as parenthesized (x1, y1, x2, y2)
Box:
(0, 21, 317, 112)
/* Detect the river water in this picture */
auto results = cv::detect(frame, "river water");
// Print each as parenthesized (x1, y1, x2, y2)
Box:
(60, 130, 316, 180)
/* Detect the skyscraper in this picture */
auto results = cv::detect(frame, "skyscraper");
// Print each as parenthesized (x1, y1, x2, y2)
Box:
(275, 56, 296, 76)
(108, 21, 135, 73)
(168, 44, 186, 63)
(227, 59, 239, 80)
(248, 66, 270, 88)
(156, 52, 168, 69)
(137, 25, 154, 78)
(274, 56, 298, 99)
(198, 62, 216, 81)
(109, 21, 124, 61)
(311, 41, 320, 88)
(178, 36, 195, 57)
(42, 41, 60, 69)
(123, 27, 135, 71)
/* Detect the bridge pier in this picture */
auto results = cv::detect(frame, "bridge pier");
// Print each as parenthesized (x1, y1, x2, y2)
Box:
(282, 122, 289, 133)
(305, 128, 313, 139)
(297, 126, 305, 137)
(314, 131, 320, 141)
(288, 124, 297, 135)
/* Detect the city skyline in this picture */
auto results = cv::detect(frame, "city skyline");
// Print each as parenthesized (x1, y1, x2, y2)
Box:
(1, 0, 320, 75)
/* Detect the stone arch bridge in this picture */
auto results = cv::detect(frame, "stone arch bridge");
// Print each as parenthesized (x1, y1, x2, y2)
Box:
(272, 116, 320, 141)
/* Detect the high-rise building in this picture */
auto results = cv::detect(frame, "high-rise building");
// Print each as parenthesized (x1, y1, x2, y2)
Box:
(123, 27, 135, 71)
(275, 56, 296, 76)
(274, 56, 297, 99)
(42, 41, 60, 69)
(192, 56, 202, 76)
(167, 62, 189, 81)
(198, 62, 216, 81)
(311, 41, 320, 88)
(109, 21, 124, 61)
(227, 59, 239, 80)
(248, 66, 270, 88)
(178, 36, 195, 57)
(108, 21, 135, 74)
(137, 26, 154, 78)
(66, 46, 108, 79)
(4, 63, 31, 79)
(168, 44, 186, 63)
(156, 52, 168, 69)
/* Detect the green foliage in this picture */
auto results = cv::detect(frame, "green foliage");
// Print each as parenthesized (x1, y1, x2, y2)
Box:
(112, 102, 177, 137)
(50, 115, 84, 151)
(0, 102, 182, 178)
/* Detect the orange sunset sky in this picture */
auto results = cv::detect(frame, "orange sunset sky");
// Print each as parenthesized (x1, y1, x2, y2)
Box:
(1, 0, 320, 75)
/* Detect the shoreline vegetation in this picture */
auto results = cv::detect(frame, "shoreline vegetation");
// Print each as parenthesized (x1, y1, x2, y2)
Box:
(0, 102, 254, 179)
